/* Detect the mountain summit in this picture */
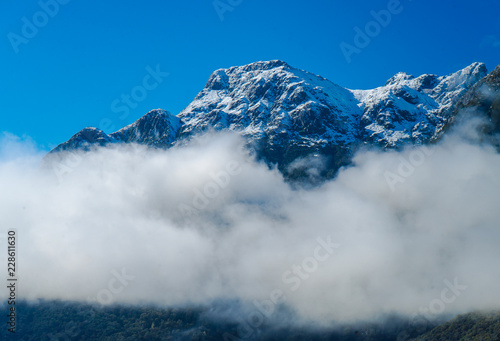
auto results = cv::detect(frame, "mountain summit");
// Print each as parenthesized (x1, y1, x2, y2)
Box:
(50, 109, 180, 154)
(48, 60, 496, 180)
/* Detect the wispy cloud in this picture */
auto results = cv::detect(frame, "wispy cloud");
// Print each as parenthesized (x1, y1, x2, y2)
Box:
(481, 34, 500, 48)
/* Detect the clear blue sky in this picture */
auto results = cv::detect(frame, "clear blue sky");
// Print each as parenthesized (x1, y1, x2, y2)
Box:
(1, 0, 499, 150)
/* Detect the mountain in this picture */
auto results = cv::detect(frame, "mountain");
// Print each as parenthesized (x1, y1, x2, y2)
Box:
(9, 300, 500, 340)
(353, 62, 487, 146)
(1, 300, 435, 341)
(47, 60, 494, 180)
(443, 64, 500, 147)
(177, 60, 368, 179)
(453, 64, 500, 123)
(50, 109, 180, 154)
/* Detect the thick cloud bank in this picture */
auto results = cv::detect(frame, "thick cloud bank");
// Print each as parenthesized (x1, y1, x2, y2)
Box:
(1, 124, 500, 324)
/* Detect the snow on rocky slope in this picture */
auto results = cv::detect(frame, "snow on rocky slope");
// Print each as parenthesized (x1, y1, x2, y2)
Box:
(50, 109, 180, 153)
(47, 60, 491, 179)
(352, 62, 487, 146)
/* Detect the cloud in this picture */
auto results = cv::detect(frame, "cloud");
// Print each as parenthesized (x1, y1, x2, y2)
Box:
(0, 132, 43, 163)
(481, 35, 500, 48)
(1, 125, 500, 325)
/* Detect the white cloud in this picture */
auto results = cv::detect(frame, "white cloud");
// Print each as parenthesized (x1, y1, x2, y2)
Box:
(1, 126, 500, 324)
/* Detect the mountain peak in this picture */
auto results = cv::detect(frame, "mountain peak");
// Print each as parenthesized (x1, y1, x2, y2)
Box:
(117, 109, 177, 129)
(204, 60, 292, 91)
(221, 60, 291, 75)
(385, 72, 414, 86)
(180, 59, 361, 147)
(140, 108, 171, 119)
(445, 62, 487, 86)
(448, 63, 500, 144)
(50, 127, 112, 153)
(464, 62, 487, 75)
(487, 64, 500, 81)
(236, 59, 290, 72)
(111, 109, 180, 147)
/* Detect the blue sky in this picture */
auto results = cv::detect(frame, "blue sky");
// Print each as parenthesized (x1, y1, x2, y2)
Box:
(1, 0, 499, 150)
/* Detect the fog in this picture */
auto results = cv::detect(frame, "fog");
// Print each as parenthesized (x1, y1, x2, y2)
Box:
(1, 119, 500, 325)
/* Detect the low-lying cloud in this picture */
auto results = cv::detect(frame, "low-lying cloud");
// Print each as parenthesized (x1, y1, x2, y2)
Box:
(1, 122, 500, 325)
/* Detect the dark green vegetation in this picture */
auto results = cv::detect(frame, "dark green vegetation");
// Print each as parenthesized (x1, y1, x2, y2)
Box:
(412, 311, 500, 341)
(2, 300, 499, 340)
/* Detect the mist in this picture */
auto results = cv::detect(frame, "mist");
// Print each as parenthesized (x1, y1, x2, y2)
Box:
(1, 119, 500, 326)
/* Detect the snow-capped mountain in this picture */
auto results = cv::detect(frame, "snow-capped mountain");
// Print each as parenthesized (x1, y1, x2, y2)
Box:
(353, 62, 487, 146)
(453, 64, 500, 124)
(47, 60, 495, 179)
(50, 109, 180, 153)
(446, 64, 500, 147)
(178, 60, 362, 144)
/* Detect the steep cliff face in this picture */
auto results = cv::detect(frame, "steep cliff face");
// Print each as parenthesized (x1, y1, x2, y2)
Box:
(110, 109, 181, 147)
(450, 65, 500, 145)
